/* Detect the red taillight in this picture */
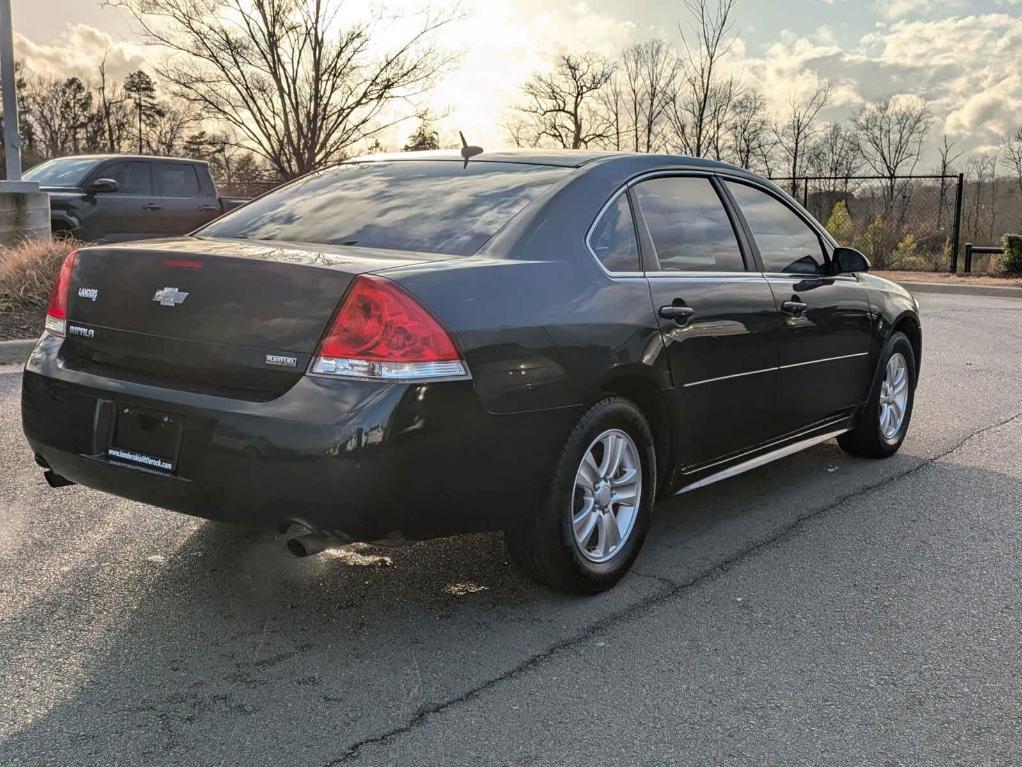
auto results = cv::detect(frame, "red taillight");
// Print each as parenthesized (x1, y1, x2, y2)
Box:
(311, 275, 467, 380)
(44, 249, 77, 337)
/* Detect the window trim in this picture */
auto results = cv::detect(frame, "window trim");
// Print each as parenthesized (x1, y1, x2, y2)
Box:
(719, 177, 834, 278)
(585, 189, 644, 274)
(585, 169, 765, 278)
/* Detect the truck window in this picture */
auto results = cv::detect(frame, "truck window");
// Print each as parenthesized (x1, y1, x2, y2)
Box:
(158, 163, 201, 197)
(102, 162, 153, 196)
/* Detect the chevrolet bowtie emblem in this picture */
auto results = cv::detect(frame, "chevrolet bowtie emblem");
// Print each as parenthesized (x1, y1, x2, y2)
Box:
(153, 287, 189, 306)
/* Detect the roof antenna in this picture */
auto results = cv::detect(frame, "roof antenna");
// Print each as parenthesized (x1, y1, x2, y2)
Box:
(459, 131, 483, 168)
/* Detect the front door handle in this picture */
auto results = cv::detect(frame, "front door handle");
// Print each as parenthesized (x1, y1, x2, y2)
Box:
(782, 300, 808, 316)
(142, 203, 162, 211)
(198, 205, 219, 212)
(659, 305, 696, 324)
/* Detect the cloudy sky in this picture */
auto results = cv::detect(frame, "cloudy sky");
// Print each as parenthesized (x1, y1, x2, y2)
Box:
(10, 0, 1022, 163)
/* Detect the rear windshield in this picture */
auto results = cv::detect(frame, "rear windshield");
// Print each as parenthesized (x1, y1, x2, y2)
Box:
(199, 160, 570, 256)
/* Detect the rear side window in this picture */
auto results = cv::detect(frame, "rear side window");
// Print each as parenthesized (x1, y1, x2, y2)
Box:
(726, 182, 826, 275)
(102, 162, 152, 196)
(632, 176, 744, 272)
(588, 194, 640, 272)
(199, 161, 570, 256)
(158, 163, 201, 197)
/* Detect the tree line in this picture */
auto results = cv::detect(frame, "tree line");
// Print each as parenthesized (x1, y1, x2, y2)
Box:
(4, 0, 1021, 247)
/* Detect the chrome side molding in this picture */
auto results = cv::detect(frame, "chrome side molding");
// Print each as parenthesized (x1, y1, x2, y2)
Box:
(675, 428, 850, 495)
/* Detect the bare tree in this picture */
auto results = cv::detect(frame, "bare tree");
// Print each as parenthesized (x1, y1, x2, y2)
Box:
(773, 81, 831, 194)
(667, 0, 739, 158)
(515, 53, 615, 149)
(935, 134, 963, 230)
(616, 39, 680, 153)
(725, 90, 772, 171)
(852, 95, 931, 208)
(597, 71, 625, 150)
(145, 104, 195, 154)
(25, 76, 99, 156)
(97, 53, 132, 153)
(810, 123, 861, 196)
(114, 0, 459, 179)
(1003, 126, 1022, 198)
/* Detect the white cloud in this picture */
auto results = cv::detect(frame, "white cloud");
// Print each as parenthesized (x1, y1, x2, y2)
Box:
(15, 23, 152, 82)
(872, 0, 966, 20)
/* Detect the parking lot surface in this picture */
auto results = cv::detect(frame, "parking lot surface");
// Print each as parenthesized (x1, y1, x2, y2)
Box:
(1, 293, 1021, 766)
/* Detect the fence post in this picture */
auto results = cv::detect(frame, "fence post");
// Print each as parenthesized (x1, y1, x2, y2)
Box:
(964, 243, 973, 274)
(950, 172, 964, 273)
(802, 177, 809, 209)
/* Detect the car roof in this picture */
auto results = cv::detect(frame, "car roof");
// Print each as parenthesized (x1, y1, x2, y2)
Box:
(348, 148, 750, 173)
(39, 154, 209, 166)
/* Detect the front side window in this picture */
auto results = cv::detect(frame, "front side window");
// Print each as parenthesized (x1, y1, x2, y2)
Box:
(158, 163, 200, 197)
(632, 176, 745, 272)
(588, 194, 640, 272)
(726, 182, 827, 275)
(200, 161, 570, 256)
(102, 162, 153, 196)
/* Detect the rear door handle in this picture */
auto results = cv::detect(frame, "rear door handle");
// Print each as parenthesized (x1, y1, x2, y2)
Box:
(142, 203, 162, 211)
(658, 305, 696, 324)
(198, 205, 219, 212)
(782, 300, 808, 316)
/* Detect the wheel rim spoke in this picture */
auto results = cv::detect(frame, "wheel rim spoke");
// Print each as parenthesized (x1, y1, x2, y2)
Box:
(573, 497, 598, 543)
(572, 428, 642, 564)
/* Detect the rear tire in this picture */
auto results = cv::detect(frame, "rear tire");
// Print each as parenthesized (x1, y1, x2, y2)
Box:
(838, 331, 916, 459)
(506, 397, 656, 593)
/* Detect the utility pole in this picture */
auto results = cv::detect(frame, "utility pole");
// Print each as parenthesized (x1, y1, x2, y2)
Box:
(0, 0, 49, 245)
(0, 0, 23, 182)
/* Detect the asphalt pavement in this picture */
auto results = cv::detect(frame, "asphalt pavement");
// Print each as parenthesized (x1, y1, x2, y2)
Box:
(1, 293, 1020, 766)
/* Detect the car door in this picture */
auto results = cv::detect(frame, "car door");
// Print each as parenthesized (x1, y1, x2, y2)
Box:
(629, 174, 782, 469)
(154, 162, 219, 234)
(82, 161, 160, 242)
(723, 179, 874, 434)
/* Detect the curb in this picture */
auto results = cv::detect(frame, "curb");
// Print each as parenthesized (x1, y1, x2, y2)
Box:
(894, 281, 1022, 299)
(0, 338, 35, 366)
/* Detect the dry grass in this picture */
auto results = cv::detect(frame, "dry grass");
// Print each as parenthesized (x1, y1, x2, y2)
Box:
(0, 236, 79, 311)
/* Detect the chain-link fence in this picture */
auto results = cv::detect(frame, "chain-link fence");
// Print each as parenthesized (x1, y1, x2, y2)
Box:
(769, 174, 967, 272)
(217, 179, 282, 200)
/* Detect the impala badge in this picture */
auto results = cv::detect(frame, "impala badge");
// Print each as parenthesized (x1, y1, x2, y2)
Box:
(265, 354, 298, 368)
(153, 287, 189, 306)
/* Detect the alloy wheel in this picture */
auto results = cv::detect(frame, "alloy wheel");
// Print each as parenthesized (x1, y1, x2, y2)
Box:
(878, 352, 909, 441)
(571, 429, 642, 563)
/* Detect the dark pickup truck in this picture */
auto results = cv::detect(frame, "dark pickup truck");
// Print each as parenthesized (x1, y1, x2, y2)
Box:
(24, 155, 248, 243)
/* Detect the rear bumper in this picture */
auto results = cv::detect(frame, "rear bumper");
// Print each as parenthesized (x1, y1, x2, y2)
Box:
(21, 334, 578, 539)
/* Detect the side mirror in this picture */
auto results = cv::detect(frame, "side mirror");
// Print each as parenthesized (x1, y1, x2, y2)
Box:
(833, 246, 870, 274)
(86, 178, 119, 195)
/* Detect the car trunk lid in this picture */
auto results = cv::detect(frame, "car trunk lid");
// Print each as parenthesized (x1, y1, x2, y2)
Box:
(62, 237, 447, 400)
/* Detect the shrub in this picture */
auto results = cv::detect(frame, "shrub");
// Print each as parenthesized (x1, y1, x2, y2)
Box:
(825, 201, 853, 243)
(891, 233, 919, 268)
(0, 236, 79, 311)
(1002, 233, 1022, 274)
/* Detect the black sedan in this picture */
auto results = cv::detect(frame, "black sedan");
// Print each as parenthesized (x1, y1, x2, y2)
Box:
(21, 151, 921, 592)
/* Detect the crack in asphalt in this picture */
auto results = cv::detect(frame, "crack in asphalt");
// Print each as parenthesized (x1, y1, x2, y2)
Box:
(325, 410, 1022, 765)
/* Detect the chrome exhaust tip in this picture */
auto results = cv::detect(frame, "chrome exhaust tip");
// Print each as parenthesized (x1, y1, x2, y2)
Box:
(285, 533, 330, 558)
(283, 523, 351, 558)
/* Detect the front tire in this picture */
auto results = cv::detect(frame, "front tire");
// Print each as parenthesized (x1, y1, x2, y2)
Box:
(838, 331, 916, 459)
(506, 397, 656, 593)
